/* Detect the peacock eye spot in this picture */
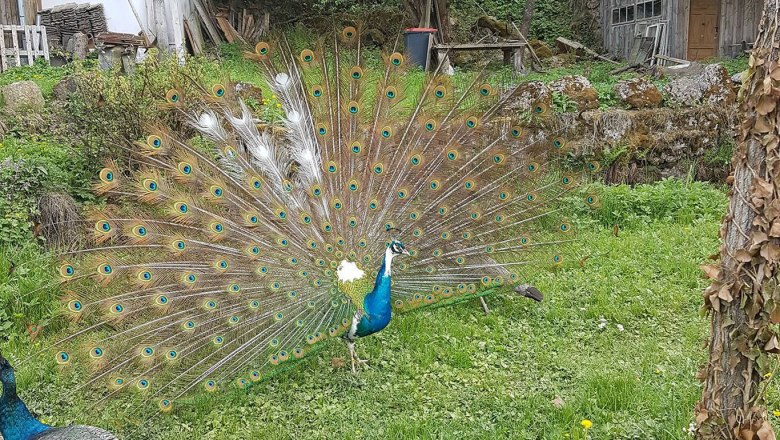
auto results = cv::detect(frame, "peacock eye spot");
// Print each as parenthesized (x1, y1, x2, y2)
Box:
(382, 130, 390, 137)
(435, 90, 444, 98)
(106, 172, 113, 180)
(305, 55, 313, 62)
(319, 127, 327, 135)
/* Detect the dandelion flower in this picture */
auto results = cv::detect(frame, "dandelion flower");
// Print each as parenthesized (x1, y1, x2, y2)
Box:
(276, 103, 282, 108)
(773, 410, 780, 417)
(581, 419, 593, 429)
(764, 372, 773, 379)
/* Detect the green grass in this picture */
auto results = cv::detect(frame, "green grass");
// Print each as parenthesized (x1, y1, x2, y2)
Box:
(0, 58, 72, 98)
(4, 181, 773, 440)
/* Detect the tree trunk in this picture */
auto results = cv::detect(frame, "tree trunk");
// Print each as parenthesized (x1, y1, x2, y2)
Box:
(519, 0, 536, 39)
(403, 0, 451, 42)
(695, 1, 780, 439)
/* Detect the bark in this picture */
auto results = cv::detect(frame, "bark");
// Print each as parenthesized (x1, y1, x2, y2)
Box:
(519, 0, 536, 39)
(695, 2, 780, 439)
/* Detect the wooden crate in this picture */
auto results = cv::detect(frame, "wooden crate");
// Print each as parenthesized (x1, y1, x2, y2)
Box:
(0, 25, 49, 72)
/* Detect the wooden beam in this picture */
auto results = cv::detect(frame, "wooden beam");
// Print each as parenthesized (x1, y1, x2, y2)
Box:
(192, 0, 221, 44)
(127, 0, 153, 46)
(433, 42, 526, 50)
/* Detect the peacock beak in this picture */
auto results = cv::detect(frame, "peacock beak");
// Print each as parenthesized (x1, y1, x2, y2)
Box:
(401, 248, 411, 256)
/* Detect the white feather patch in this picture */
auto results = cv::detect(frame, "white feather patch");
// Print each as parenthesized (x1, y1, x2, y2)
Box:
(337, 260, 365, 282)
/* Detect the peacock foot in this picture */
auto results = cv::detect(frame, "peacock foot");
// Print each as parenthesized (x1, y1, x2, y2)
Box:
(347, 341, 370, 374)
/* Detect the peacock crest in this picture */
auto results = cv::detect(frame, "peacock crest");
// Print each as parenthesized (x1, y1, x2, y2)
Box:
(31, 25, 599, 414)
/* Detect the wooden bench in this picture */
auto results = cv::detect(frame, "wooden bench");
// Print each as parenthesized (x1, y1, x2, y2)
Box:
(433, 41, 527, 74)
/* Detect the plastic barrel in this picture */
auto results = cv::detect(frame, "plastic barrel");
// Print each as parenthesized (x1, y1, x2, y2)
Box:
(403, 28, 437, 69)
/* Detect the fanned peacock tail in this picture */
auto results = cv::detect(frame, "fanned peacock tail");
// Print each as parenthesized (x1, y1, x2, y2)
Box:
(41, 26, 600, 412)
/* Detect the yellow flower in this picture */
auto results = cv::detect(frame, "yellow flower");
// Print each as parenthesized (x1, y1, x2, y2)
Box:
(764, 372, 773, 379)
(581, 419, 593, 429)
(773, 410, 780, 417)
(272, 94, 277, 99)
(276, 103, 282, 108)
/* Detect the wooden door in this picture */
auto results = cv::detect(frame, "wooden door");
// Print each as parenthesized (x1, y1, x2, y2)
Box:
(687, 0, 720, 60)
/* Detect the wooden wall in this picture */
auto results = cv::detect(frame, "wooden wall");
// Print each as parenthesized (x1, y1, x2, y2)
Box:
(602, 0, 761, 60)
(718, 0, 762, 57)
(1, 0, 42, 25)
(0, 0, 20, 25)
(600, 0, 677, 59)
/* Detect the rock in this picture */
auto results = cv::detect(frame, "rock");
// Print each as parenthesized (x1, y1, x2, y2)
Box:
(234, 82, 263, 102)
(0, 81, 44, 112)
(71, 32, 88, 60)
(52, 76, 77, 101)
(529, 39, 553, 59)
(549, 75, 599, 111)
(614, 78, 663, 109)
(665, 64, 735, 107)
(503, 81, 551, 114)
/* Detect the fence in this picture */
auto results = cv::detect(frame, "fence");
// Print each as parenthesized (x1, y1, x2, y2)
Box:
(0, 25, 49, 72)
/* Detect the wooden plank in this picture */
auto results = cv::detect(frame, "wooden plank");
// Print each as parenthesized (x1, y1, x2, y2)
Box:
(40, 25, 48, 61)
(152, 0, 168, 51)
(186, 5, 204, 52)
(433, 42, 525, 50)
(0, 26, 6, 71)
(11, 25, 19, 67)
(24, 25, 31, 65)
(127, 0, 153, 46)
(183, 18, 201, 54)
(192, 0, 221, 43)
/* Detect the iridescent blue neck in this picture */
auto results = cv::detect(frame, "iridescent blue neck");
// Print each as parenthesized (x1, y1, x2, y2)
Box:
(0, 370, 50, 440)
(354, 250, 394, 337)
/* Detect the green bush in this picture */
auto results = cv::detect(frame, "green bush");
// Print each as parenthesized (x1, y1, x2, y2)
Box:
(572, 179, 727, 228)
(0, 57, 72, 97)
(0, 241, 63, 344)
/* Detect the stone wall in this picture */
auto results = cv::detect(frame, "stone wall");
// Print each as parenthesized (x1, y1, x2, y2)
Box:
(504, 65, 738, 185)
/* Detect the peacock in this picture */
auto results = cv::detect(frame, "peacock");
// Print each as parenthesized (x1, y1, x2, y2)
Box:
(14, 25, 599, 427)
(0, 352, 117, 440)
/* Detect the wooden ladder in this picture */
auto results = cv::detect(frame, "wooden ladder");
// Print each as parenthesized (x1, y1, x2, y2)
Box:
(0, 25, 50, 73)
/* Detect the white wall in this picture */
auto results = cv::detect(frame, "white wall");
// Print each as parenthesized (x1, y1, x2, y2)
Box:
(40, 0, 147, 34)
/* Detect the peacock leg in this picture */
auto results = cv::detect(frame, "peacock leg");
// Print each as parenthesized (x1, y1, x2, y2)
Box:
(347, 341, 370, 374)
(480, 297, 491, 314)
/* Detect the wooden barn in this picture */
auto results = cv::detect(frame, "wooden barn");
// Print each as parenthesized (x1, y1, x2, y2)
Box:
(601, 0, 762, 61)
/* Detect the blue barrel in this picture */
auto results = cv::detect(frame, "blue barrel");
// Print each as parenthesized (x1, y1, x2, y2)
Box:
(403, 28, 437, 69)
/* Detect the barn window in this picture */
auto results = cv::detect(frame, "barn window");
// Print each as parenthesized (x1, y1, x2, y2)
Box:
(611, 5, 636, 24)
(636, 0, 662, 19)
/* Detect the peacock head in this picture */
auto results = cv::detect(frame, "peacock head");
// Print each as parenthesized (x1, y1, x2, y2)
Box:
(389, 240, 410, 256)
(0, 351, 14, 385)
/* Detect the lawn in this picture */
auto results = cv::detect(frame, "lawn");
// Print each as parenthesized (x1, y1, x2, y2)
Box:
(0, 42, 763, 440)
(3, 179, 773, 440)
